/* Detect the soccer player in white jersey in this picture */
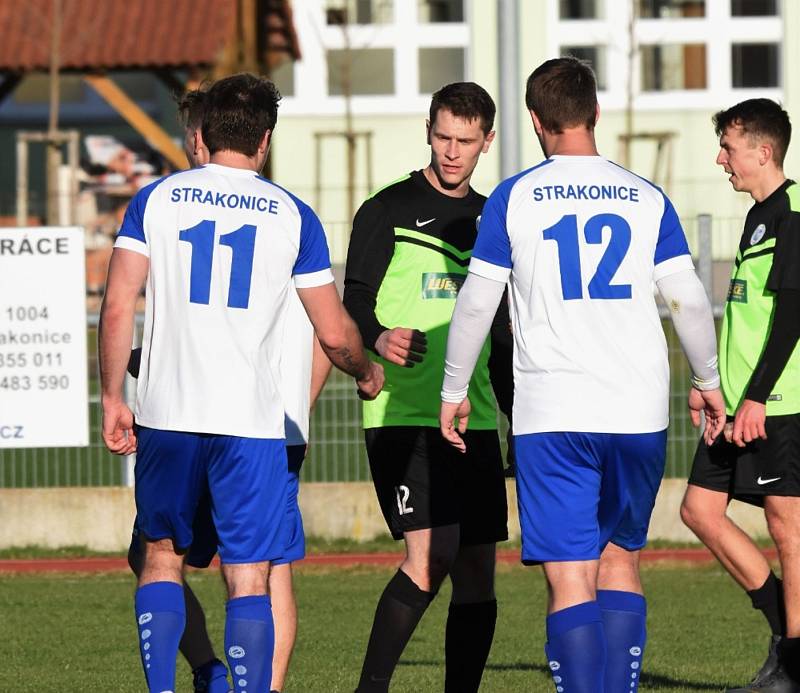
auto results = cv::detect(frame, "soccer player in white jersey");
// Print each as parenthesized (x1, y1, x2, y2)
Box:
(124, 85, 332, 693)
(99, 73, 382, 693)
(439, 57, 726, 692)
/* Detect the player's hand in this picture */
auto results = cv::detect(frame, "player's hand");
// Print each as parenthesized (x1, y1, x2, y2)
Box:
(732, 399, 767, 448)
(375, 327, 427, 368)
(689, 387, 726, 445)
(101, 397, 137, 455)
(356, 362, 384, 400)
(440, 397, 471, 453)
(723, 422, 734, 444)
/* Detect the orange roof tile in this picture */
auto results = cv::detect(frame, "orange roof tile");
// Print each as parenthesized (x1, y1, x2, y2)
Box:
(0, 0, 236, 71)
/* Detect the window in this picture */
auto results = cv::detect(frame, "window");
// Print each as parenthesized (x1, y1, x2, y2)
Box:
(641, 44, 707, 90)
(327, 48, 395, 95)
(418, 48, 464, 93)
(418, 0, 463, 22)
(559, 0, 600, 18)
(731, 0, 777, 15)
(561, 46, 607, 90)
(325, 0, 393, 25)
(549, 0, 783, 111)
(13, 75, 85, 104)
(271, 59, 295, 98)
(112, 73, 157, 102)
(732, 43, 779, 87)
(639, 0, 705, 17)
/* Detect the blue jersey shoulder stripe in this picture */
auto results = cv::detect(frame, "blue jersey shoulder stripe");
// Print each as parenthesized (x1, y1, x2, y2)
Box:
(472, 162, 553, 270)
(116, 169, 194, 244)
(254, 174, 331, 276)
(607, 160, 690, 264)
(607, 159, 664, 194)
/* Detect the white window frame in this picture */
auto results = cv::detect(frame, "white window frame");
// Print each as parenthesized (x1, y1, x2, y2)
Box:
(549, 0, 782, 111)
(281, 0, 471, 116)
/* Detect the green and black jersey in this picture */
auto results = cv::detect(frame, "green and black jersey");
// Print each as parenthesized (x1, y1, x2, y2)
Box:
(720, 179, 800, 416)
(344, 170, 511, 430)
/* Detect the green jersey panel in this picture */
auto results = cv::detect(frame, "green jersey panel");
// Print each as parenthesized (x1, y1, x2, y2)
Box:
(720, 182, 800, 415)
(362, 232, 496, 429)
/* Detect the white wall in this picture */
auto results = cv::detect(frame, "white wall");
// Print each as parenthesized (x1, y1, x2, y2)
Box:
(0, 480, 769, 551)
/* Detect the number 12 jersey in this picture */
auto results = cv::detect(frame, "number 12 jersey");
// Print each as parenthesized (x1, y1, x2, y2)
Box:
(471, 155, 694, 435)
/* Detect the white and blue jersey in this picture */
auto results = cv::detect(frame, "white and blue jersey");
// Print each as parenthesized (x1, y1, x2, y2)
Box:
(281, 286, 314, 446)
(471, 155, 693, 435)
(115, 163, 333, 439)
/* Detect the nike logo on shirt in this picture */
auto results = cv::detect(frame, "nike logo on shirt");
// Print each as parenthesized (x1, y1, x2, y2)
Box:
(757, 476, 781, 485)
(416, 217, 436, 227)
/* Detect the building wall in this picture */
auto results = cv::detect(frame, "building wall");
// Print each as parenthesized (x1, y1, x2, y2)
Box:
(272, 0, 797, 264)
(0, 480, 771, 550)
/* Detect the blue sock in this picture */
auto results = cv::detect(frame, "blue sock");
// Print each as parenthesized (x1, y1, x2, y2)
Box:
(193, 658, 230, 693)
(135, 581, 186, 693)
(225, 595, 274, 693)
(545, 601, 606, 693)
(597, 590, 647, 693)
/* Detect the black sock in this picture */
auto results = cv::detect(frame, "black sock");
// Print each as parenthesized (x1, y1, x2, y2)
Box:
(747, 572, 786, 636)
(355, 570, 435, 693)
(444, 600, 498, 693)
(778, 636, 800, 679)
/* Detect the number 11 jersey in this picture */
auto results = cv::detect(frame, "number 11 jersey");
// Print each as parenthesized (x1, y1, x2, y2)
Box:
(470, 155, 694, 435)
(114, 163, 333, 438)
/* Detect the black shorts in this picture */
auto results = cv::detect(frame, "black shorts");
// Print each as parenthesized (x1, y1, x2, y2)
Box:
(365, 426, 508, 545)
(688, 413, 800, 506)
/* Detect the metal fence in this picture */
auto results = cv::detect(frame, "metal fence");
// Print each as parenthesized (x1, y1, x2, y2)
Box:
(0, 214, 737, 487)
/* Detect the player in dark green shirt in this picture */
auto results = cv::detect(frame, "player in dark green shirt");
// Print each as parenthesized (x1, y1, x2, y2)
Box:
(681, 99, 800, 692)
(344, 83, 512, 693)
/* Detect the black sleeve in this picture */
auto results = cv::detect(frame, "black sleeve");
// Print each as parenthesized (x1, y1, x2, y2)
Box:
(767, 209, 800, 292)
(342, 196, 395, 351)
(745, 288, 800, 403)
(488, 287, 513, 419)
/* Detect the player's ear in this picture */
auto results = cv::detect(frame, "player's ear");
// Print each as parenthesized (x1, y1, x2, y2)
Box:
(594, 103, 600, 127)
(482, 129, 496, 153)
(425, 119, 432, 145)
(759, 141, 773, 167)
(530, 110, 543, 136)
(260, 129, 272, 154)
(194, 130, 210, 166)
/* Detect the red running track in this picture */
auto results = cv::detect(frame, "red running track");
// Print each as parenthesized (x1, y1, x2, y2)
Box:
(0, 547, 778, 573)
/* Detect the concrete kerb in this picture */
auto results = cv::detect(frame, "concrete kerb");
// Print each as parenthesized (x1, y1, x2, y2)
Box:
(0, 478, 769, 553)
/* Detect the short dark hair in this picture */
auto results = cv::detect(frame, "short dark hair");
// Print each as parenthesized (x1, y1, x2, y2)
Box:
(177, 88, 207, 130)
(713, 98, 791, 167)
(429, 82, 496, 135)
(201, 73, 282, 156)
(525, 57, 597, 134)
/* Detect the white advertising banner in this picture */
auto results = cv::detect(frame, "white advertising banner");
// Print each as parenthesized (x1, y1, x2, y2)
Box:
(0, 227, 89, 447)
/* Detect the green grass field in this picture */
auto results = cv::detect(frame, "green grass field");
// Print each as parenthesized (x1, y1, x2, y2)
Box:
(0, 562, 772, 692)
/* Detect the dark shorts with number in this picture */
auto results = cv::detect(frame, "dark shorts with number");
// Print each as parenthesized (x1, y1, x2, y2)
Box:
(365, 426, 508, 545)
(688, 413, 800, 506)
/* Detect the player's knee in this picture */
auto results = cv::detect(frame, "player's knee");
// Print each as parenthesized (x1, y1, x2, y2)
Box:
(404, 551, 455, 591)
(127, 543, 143, 576)
(424, 559, 453, 590)
(764, 510, 797, 553)
(223, 562, 269, 599)
(680, 494, 715, 533)
(679, 499, 698, 529)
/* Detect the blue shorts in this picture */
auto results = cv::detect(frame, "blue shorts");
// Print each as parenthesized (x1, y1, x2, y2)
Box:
(134, 426, 288, 564)
(130, 442, 305, 567)
(275, 445, 306, 565)
(514, 430, 667, 563)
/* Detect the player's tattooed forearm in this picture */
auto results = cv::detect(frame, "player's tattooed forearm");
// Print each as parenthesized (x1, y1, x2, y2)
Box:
(331, 346, 368, 379)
